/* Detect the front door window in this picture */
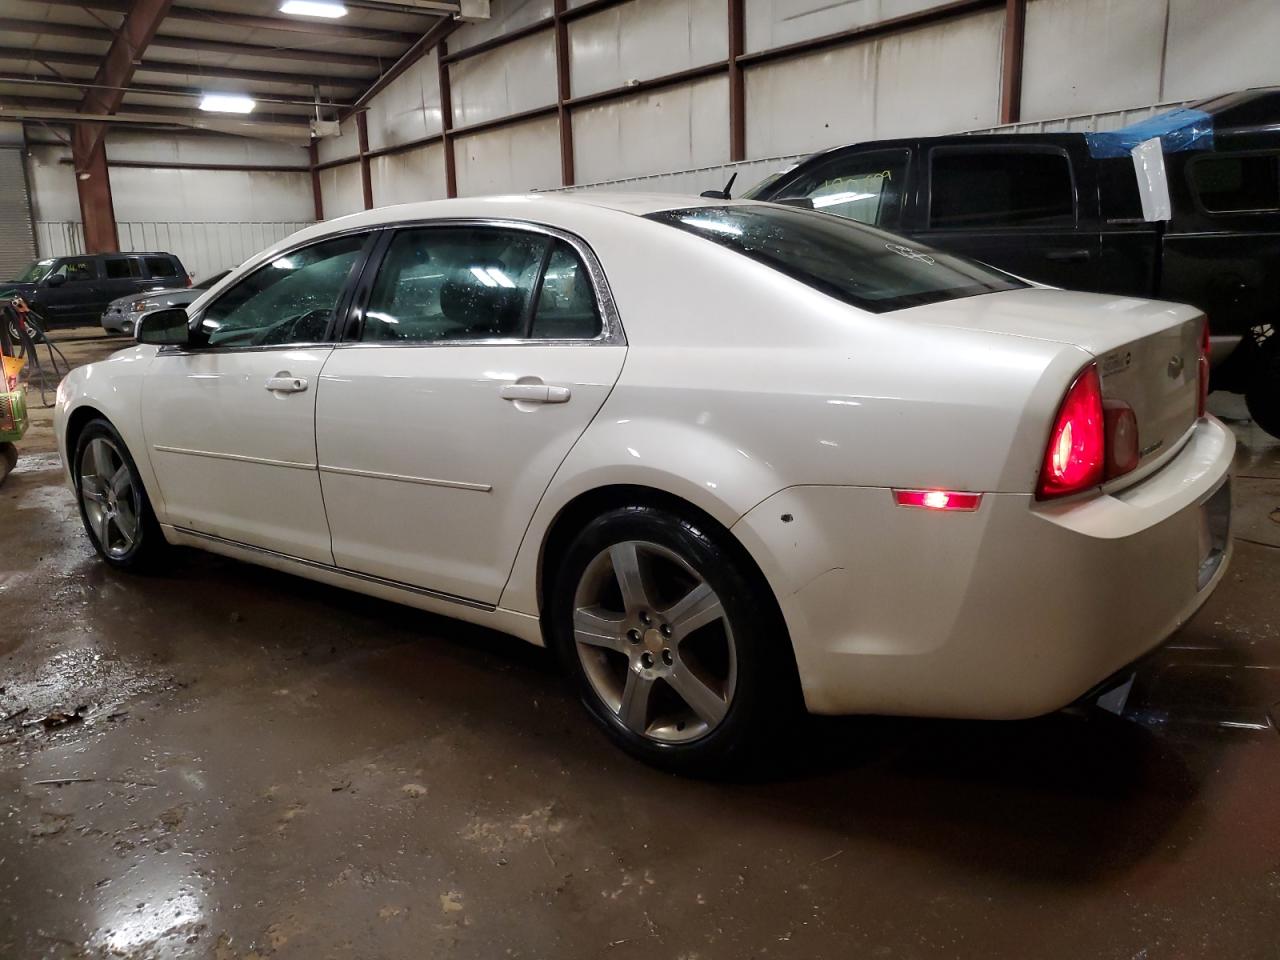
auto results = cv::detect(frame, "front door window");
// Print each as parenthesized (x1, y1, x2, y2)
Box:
(196, 234, 368, 348)
(51, 258, 95, 283)
(779, 149, 910, 228)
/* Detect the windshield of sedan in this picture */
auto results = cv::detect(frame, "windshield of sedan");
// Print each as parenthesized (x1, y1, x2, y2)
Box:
(646, 204, 1024, 313)
(11, 259, 56, 283)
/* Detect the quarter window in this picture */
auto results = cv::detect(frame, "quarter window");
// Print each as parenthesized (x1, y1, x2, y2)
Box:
(775, 150, 909, 228)
(360, 227, 549, 343)
(530, 241, 602, 339)
(1191, 154, 1280, 213)
(145, 256, 181, 279)
(930, 149, 1075, 228)
(197, 233, 367, 348)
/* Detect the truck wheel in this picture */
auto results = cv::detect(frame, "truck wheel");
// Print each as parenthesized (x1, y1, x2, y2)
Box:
(1245, 344, 1280, 440)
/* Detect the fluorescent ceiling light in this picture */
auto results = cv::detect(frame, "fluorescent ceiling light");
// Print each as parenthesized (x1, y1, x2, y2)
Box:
(200, 94, 255, 114)
(279, 0, 349, 17)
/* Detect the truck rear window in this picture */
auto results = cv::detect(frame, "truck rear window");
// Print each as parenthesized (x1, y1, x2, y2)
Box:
(646, 204, 1024, 313)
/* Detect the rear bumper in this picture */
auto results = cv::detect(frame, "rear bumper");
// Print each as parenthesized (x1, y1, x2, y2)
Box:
(733, 416, 1235, 718)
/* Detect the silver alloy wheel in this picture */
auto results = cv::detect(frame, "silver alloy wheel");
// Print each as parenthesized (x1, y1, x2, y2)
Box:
(79, 437, 141, 559)
(573, 540, 737, 743)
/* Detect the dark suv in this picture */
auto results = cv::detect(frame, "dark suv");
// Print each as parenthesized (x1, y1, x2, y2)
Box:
(745, 88, 1280, 436)
(1, 252, 189, 328)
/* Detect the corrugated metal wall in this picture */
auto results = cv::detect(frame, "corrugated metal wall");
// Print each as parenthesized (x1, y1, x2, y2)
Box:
(334, 0, 1280, 212)
(0, 147, 37, 279)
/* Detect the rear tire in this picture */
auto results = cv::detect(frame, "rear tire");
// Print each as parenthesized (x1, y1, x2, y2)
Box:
(73, 418, 165, 571)
(1245, 342, 1280, 439)
(549, 503, 800, 776)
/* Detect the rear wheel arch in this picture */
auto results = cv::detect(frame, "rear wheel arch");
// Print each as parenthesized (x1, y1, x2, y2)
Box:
(536, 484, 795, 664)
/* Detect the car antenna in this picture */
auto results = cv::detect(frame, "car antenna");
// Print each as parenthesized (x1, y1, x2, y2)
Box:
(699, 172, 738, 200)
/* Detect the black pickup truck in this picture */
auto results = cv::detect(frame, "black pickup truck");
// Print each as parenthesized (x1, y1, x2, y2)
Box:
(744, 88, 1280, 437)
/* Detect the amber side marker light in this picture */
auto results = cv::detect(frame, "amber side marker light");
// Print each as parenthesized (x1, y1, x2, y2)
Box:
(893, 489, 983, 512)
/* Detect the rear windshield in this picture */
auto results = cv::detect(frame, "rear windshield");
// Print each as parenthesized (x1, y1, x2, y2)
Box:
(646, 205, 1024, 313)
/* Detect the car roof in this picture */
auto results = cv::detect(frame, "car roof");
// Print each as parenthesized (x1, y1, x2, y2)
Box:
(65, 251, 178, 259)
(251, 192, 748, 266)
(327, 191, 733, 225)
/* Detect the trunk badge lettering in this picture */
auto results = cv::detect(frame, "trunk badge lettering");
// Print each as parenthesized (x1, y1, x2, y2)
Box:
(1099, 351, 1132, 376)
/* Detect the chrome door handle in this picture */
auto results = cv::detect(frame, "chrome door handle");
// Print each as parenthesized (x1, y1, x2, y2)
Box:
(265, 375, 308, 393)
(500, 383, 571, 404)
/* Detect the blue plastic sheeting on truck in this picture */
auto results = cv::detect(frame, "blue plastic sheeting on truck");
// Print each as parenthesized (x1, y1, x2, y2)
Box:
(1085, 107, 1215, 158)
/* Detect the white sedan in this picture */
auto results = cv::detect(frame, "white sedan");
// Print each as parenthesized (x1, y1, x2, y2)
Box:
(55, 194, 1233, 773)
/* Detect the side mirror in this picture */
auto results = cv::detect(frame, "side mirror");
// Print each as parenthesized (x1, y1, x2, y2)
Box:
(136, 307, 190, 346)
(44, 273, 66, 288)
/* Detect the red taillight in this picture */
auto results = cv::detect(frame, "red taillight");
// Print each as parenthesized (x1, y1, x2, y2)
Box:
(1037, 364, 1106, 500)
(893, 489, 983, 511)
(1197, 319, 1210, 418)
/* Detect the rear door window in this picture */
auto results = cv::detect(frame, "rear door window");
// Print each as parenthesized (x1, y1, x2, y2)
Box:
(1190, 153, 1280, 213)
(930, 148, 1076, 228)
(772, 149, 909, 228)
(103, 256, 142, 279)
(359, 227, 549, 343)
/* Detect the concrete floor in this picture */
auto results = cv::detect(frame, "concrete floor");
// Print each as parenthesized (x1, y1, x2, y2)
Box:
(2, 332, 1279, 960)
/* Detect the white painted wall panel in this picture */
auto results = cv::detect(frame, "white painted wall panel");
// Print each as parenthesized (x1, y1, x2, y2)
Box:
(450, 30, 557, 128)
(453, 0, 553, 52)
(455, 114, 561, 195)
(568, 0, 727, 97)
(105, 131, 308, 167)
(573, 74, 730, 184)
(1163, 0, 1280, 102)
(25, 144, 80, 223)
(1021, 0, 1166, 121)
(746, 12, 1000, 156)
(110, 167, 314, 223)
(872, 9, 1002, 139)
(371, 143, 448, 207)
(744, 0, 954, 53)
(316, 115, 360, 164)
(365, 49, 445, 152)
(319, 161, 365, 219)
(745, 40, 876, 157)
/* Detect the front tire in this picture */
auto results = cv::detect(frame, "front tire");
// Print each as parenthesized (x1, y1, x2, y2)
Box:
(550, 503, 799, 775)
(73, 419, 164, 571)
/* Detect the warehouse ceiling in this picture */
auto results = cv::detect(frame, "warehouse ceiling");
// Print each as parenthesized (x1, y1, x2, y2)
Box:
(0, 0, 454, 139)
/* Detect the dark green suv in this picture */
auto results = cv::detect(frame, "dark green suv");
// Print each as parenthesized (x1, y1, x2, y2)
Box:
(1, 252, 189, 328)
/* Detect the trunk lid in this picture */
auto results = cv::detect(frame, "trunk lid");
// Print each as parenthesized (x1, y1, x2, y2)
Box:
(903, 286, 1203, 476)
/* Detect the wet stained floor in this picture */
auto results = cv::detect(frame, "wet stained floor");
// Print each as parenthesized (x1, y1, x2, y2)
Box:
(1, 355, 1278, 958)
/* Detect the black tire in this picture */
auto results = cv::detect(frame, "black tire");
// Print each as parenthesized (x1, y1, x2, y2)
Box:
(73, 418, 165, 571)
(549, 503, 801, 776)
(1245, 342, 1280, 439)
